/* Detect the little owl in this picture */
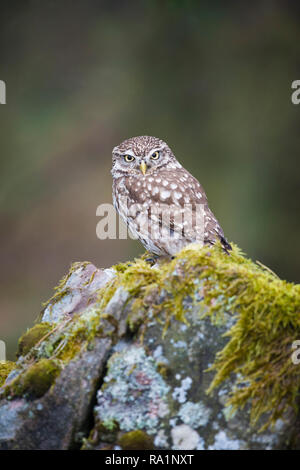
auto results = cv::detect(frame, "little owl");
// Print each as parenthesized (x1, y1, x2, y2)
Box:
(111, 136, 231, 257)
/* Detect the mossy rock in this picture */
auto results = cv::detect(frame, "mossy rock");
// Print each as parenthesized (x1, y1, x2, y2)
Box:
(17, 323, 53, 357)
(7, 245, 300, 428)
(0, 361, 16, 388)
(34, 244, 300, 430)
(4, 358, 61, 399)
(101, 242, 300, 429)
(1, 245, 300, 449)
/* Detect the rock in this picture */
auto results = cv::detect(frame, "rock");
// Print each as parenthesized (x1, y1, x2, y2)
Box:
(0, 245, 299, 450)
(0, 262, 121, 450)
(0, 338, 111, 449)
(86, 308, 292, 450)
(41, 262, 115, 323)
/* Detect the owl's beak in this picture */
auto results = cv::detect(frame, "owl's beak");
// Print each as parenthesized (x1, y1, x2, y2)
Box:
(140, 161, 147, 175)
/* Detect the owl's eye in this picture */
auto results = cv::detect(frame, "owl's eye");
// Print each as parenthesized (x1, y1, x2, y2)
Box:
(151, 151, 160, 160)
(124, 154, 135, 162)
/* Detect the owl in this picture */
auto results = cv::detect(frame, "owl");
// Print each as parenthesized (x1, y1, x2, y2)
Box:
(111, 136, 231, 257)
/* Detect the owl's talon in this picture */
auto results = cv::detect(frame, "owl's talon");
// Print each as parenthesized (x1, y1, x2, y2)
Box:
(145, 257, 157, 265)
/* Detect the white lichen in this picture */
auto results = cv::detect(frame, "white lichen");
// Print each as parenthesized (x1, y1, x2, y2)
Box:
(178, 401, 211, 428)
(172, 377, 192, 404)
(154, 429, 169, 448)
(95, 346, 170, 433)
(208, 431, 242, 450)
(171, 424, 201, 450)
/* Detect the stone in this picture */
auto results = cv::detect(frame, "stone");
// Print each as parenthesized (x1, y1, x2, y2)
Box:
(0, 247, 299, 450)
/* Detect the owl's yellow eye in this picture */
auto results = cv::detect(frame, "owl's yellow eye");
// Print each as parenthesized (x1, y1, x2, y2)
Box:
(151, 151, 160, 160)
(124, 154, 135, 162)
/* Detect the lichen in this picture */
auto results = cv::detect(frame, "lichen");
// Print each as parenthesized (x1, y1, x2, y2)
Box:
(208, 430, 243, 450)
(95, 242, 300, 429)
(0, 361, 16, 388)
(94, 345, 170, 433)
(172, 377, 193, 404)
(178, 401, 211, 428)
(171, 424, 202, 450)
(9, 243, 300, 430)
(21, 305, 112, 366)
(50, 306, 104, 362)
(3, 358, 61, 399)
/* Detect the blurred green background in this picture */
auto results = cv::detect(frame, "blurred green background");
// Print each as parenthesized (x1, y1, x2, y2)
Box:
(0, 0, 299, 359)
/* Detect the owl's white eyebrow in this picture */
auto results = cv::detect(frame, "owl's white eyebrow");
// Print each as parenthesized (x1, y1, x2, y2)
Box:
(147, 148, 163, 157)
(121, 149, 135, 157)
(112, 147, 135, 156)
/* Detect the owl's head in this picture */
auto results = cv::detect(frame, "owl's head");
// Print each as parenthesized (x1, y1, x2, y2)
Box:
(111, 135, 180, 178)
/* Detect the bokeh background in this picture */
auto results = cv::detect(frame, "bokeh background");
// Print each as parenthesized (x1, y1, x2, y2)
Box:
(1, 0, 299, 360)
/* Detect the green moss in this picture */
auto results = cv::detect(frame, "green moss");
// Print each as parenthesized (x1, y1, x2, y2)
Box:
(96, 242, 300, 429)
(13, 244, 300, 429)
(30, 262, 124, 365)
(56, 307, 105, 362)
(156, 362, 171, 379)
(102, 419, 118, 431)
(17, 323, 53, 357)
(5, 358, 61, 399)
(0, 361, 16, 387)
(119, 430, 154, 450)
(81, 419, 119, 449)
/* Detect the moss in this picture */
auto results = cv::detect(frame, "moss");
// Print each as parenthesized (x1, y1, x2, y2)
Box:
(56, 306, 106, 362)
(83, 267, 98, 287)
(96, 242, 300, 429)
(13, 244, 300, 429)
(33, 262, 123, 364)
(17, 323, 53, 357)
(127, 306, 145, 333)
(119, 430, 154, 450)
(82, 420, 120, 449)
(4, 358, 61, 399)
(0, 361, 16, 387)
(156, 362, 171, 380)
(102, 419, 119, 432)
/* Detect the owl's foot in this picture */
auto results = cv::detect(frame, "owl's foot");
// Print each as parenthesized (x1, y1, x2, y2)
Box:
(145, 256, 159, 265)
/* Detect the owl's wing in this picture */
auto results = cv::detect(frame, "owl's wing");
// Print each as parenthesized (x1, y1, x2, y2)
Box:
(123, 167, 231, 252)
(150, 168, 231, 252)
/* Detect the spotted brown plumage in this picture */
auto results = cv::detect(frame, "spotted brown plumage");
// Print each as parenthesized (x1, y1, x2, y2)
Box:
(111, 136, 231, 256)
